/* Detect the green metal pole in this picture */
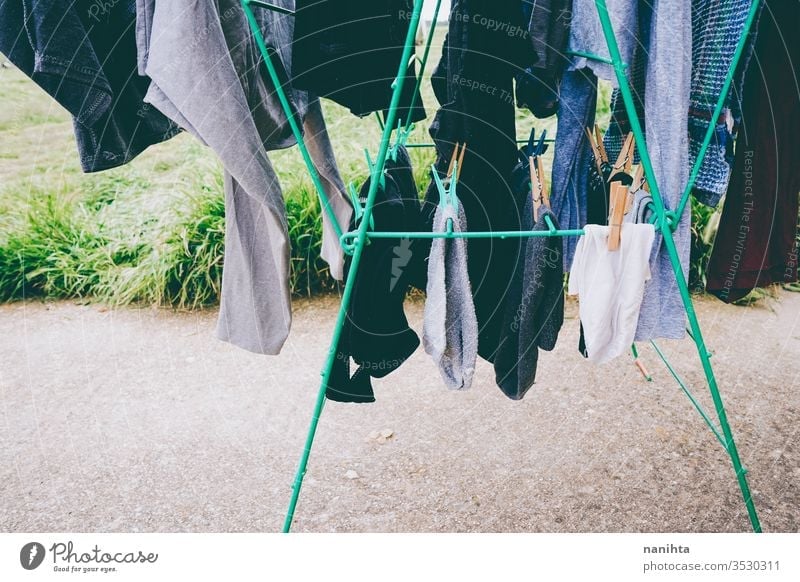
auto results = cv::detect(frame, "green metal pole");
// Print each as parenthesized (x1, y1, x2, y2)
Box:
(593, 0, 760, 532)
(243, 0, 344, 240)
(675, 0, 761, 219)
(269, 0, 427, 532)
(340, 227, 586, 242)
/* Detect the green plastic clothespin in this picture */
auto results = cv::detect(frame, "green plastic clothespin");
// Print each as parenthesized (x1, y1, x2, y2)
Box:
(347, 182, 375, 233)
(388, 119, 415, 163)
(364, 148, 386, 190)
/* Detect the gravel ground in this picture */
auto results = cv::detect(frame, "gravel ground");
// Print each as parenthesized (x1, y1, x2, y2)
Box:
(1, 292, 798, 533)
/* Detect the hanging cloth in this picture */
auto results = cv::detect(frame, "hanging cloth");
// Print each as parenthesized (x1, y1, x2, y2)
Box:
(291, 0, 426, 124)
(569, 224, 655, 364)
(413, 0, 532, 362)
(423, 196, 478, 391)
(688, 0, 759, 207)
(140, 0, 351, 355)
(0, 0, 180, 172)
(705, 0, 800, 302)
(494, 204, 564, 400)
(326, 145, 422, 403)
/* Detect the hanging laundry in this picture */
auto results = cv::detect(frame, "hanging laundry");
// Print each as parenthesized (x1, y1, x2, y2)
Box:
(423, 181, 478, 391)
(139, 0, 352, 355)
(688, 0, 760, 208)
(414, 0, 533, 362)
(556, 0, 691, 341)
(569, 224, 655, 364)
(706, 0, 799, 302)
(515, 0, 572, 118)
(291, 0, 426, 124)
(326, 145, 422, 403)
(0, 0, 180, 172)
(494, 203, 564, 400)
(551, 68, 598, 267)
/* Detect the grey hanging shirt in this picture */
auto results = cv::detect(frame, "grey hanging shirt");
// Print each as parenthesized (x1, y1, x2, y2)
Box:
(138, 0, 351, 354)
(558, 0, 690, 341)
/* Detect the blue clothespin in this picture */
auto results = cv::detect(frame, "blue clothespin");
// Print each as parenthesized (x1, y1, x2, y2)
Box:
(521, 127, 549, 159)
(534, 129, 548, 157)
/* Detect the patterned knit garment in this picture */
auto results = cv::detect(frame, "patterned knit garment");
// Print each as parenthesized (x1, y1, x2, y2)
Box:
(688, 0, 754, 207)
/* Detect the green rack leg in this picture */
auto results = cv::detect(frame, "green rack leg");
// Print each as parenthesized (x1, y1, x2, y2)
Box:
(242, 0, 423, 533)
(593, 0, 761, 532)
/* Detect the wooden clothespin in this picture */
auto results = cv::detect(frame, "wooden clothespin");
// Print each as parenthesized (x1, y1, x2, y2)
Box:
(625, 165, 646, 214)
(536, 155, 550, 209)
(530, 155, 542, 222)
(529, 155, 550, 222)
(609, 132, 635, 182)
(607, 181, 627, 251)
(446, 142, 467, 182)
(594, 125, 608, 164)
(456, 142, 466, 181)
(586, 127, 604, 175)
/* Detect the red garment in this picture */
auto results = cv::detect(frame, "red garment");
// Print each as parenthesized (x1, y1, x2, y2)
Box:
(706, 0, 800, 303)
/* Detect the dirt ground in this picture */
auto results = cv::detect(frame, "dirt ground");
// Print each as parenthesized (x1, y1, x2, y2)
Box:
(1, 292, 798, 533)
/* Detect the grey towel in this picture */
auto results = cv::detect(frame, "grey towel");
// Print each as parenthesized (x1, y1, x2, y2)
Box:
(494, 205, 564, 400)
(423, 201, 478, 390)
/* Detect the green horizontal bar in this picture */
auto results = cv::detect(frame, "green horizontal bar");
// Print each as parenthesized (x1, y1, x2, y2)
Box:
(404, 139, 556, 149)
(650, 340, 729, 451)
(246, 0, 294, 16)
(340, 228, 586, 243)
(567, 50, 627, 68)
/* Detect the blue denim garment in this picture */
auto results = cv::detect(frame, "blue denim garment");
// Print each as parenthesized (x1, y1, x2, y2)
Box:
(0, 0, 179, 172)
(550, 68, 597, 270)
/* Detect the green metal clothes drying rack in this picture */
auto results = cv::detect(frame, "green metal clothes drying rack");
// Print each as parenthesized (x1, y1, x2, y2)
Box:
(242, 0, 763, 533)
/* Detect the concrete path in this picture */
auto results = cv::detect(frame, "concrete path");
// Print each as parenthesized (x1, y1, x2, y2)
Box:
(1, 293, 798, 532)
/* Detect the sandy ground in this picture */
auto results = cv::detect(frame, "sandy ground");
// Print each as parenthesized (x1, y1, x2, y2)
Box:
(1, 293, 798, 533)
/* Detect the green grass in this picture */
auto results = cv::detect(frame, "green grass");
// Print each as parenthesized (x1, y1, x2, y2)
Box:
(2, 52, 788, 309)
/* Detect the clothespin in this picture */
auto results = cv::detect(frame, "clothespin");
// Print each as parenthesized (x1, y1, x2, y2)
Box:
(529, 155, 550, 222)
(631, 164, 646, 193)
(433, 142, 466, 217)
(347, 183, 375, 232)
(433, 161, 460, 213)
(389, 119, 415, 163)
(364, 148, 386, 189)
(608, 132, 635, 185)
(530, 155, 542, 222)
(446, 142, 466, 183)
(607, 181, 627, 251)
(594, 125, 608, 164)
(533, 129, 548, 157)
(522, 128, 549, 159)
(586, 127, 604, 175)
(536, 155, 550, 209)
